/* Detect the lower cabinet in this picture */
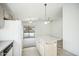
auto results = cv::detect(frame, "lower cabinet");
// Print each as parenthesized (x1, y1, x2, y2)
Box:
(36, 39, 63, 56)
(36, 40, 44, 56)
(44, 42, 57, 56)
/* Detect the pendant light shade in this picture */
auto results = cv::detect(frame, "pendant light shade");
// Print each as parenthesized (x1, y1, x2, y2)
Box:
(44, 21, 50, 24)
(44, 3, 50, 24)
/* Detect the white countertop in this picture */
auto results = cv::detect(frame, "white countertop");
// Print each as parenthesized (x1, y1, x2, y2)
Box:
(36, 36, 61, 40)
(0, 40, 13, 52)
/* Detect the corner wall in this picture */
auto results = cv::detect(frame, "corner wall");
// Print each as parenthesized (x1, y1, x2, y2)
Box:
(63, 4, 79, 55)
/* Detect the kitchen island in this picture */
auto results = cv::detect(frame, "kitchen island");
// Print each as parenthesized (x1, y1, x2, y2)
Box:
(36, 36, 63, 56)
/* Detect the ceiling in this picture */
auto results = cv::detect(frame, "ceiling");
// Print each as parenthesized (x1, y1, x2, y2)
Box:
(6, 3, 62, 21)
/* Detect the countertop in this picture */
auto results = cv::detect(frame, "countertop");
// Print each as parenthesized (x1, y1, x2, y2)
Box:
(0, 40, 13, 52)
(36, 36, 61, 41)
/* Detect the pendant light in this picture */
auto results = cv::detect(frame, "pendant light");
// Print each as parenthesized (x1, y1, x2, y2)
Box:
(44, 3, 50, 24)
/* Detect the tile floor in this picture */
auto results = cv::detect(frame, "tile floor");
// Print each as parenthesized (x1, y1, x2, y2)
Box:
(22, 47, 40, 56)
(22, 47, 76, 56)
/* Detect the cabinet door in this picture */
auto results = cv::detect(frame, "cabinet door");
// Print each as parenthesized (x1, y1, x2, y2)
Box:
(36, 41, 44, 56)
(39, 43, 44, 56)
(44, 42, 57, 56)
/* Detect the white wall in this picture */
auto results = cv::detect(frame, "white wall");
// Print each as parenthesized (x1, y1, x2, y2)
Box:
(49, 18, 63, 38)
(63, 4, 79, 55)
(26, 17, 62, 38)
(0, 20, 23, 56)
(32, 21, 51, 37)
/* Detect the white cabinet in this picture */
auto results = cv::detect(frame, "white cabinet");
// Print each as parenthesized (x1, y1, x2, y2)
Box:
(36, 37, 63, 56)
(44, 41, 57, 56)
(36, 41, 57, 56)
(36, 41, 44, 56)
